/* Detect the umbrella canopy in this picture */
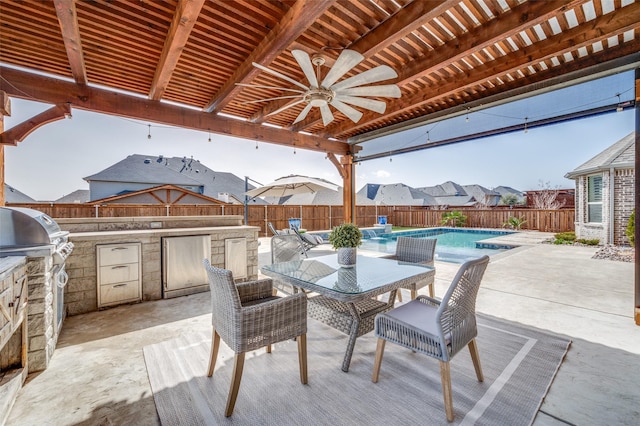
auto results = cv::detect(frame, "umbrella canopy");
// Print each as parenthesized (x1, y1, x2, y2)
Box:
(245, 175, 339, 199)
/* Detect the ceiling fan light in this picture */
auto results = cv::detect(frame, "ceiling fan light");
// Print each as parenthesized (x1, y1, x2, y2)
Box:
(309, 93, 329, 107)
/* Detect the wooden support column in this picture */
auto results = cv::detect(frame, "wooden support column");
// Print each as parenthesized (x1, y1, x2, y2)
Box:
(635, 68, 640, 326)
(0, 92, 10, 206)
(327, 153, 355, 224)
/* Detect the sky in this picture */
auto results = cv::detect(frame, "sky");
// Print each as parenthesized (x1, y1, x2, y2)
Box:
(3, 97, 635, 201)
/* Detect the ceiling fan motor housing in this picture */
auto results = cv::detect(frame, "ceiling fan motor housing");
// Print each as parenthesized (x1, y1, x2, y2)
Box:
(306, 89, 334, 106)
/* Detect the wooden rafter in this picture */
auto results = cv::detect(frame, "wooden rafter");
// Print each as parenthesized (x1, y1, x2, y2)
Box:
(148, 0, 205, 100)
(328, 1, 640, 137)
(0, 66, 350, 154)
(53, 0, 87, 85)
(203, 0, 337, 113)
(0, 103, 71, 146)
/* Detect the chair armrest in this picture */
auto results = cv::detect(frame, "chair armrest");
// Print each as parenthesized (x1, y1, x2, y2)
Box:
(416, 295, 441, 308)
(239, 292, 308, 337)
(237, 278, 274, 303)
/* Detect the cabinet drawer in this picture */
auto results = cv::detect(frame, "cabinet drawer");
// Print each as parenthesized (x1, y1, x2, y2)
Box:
(98, 244, 140, 266)
(99, 280, 140, 306)
(99, 264, 139, 285)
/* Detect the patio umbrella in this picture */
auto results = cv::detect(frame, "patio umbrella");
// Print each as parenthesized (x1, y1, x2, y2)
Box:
(245, 174, 339, 199)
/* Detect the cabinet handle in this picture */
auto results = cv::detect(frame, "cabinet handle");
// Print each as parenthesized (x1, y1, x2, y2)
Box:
(111, 265, 128, 270)
(112, 284, 128, 288)
(111, 247, 129, 251)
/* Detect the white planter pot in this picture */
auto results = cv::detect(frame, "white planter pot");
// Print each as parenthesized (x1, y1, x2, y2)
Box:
(337, 247, 357, 267)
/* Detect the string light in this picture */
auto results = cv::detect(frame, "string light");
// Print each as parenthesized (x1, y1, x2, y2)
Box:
(293, 143, 296, 155)
(389, 152, 393, 162)
(616, 94, 623, 112)
(208, 128, 211, 143)
(147, 124, 151, 140)
(524, 117, 528, 133)
(426, 131, 431, 143)
(465, 107, 470, 122)
(255, 141, 259, 149)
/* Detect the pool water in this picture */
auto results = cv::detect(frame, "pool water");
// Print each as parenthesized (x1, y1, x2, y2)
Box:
(359, 228, 516, 264)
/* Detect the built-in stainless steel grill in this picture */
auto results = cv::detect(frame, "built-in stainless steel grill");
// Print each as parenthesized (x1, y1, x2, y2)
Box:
(0, 207, 74, 264)
(0, 206, 74, 372)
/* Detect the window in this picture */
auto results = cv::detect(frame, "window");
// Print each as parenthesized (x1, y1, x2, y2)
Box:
(587, 175, 602, 223)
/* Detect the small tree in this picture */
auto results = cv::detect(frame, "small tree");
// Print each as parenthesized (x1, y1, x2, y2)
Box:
(500, 194, 519, 206)
(503, 216, 527, 230)
(530, 180, 565, 210)
(626, 209, 635, 247)
(441, 210, 467, 227)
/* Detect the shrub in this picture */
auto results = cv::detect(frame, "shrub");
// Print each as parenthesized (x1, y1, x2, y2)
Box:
(328, 223, 363, 249)
(626, 209, 635, 247)
(441, 211, 467, 227)
(576, 238, 600, 245)
(503, 216, 527, 230)
(553, 232, 576, 245)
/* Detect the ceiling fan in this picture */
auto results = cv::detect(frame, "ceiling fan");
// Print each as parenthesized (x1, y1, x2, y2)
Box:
(239, 49, 401, 126)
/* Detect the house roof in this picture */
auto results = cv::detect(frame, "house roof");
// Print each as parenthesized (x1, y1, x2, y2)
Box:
(89, 184, 226, 205)
(565, 132, 635, 179)
(416, 181, 467, 197)
(84, 154, 263, 204)
(4, 184, 37, 203)
(494, 186, 524, 198)
(56, 190, 90, 203)
(357, 183, 437, 206)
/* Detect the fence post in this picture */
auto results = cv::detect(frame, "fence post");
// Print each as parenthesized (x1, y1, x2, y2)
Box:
(264, 205, 268, 237)
(329, 205, 332, 229)
(94, 204, 99, 218)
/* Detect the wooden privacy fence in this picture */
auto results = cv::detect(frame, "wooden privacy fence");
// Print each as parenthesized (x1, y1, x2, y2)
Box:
(8, 203, 575, 235)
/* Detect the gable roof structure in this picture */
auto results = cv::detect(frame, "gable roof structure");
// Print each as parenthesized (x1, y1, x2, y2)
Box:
(89, 184, 227, 205)
(565, 132, 635, 179)
(4, 184, 37, 203)
(84, 154, 263, 204)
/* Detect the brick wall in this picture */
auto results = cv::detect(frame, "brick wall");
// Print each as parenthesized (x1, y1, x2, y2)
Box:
(613, 169, 634, 245)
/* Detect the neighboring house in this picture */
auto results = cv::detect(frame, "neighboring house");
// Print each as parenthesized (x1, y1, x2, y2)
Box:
(462, 184, 502, 207)
(565, 132, 634, 245)
(84, 154, 265, 204)
(494, 186, 525, 204)
(56, 190, 90, 203)
(358, 183, 436, 206)
(4, 184, 37, 203)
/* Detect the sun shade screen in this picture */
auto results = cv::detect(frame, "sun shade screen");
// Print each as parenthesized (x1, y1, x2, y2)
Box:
(355, 71, 635, 159)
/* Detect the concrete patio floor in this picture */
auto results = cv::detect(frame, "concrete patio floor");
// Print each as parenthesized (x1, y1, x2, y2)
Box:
(5, 232, 639, 425)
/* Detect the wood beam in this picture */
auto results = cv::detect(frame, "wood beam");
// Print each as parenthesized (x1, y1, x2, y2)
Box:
(0, 91, 8, 206)
(204, 0, 337, 113)
(0, 66, 349, 155)
(327, 153, 347, 179)
(635, 67, 640, 326)
(251, 0, 452, 124)
(0, 103, 71, 146)
(329, 2, 640, 136)
(148, 0, 205, 100)
(53, 0, 87, 85)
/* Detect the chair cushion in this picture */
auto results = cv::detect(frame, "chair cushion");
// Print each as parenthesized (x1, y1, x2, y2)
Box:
(385, 300, 440, 336)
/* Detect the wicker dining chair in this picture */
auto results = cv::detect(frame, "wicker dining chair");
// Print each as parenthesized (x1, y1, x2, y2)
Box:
(372, 255, 490, 422)
(392, 236, 437, 301)
(203, 259, 308, 417)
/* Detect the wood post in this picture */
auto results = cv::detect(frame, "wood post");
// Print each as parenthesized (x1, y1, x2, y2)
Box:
(0, 91, 10, 206)
(635, 68, 639, 326)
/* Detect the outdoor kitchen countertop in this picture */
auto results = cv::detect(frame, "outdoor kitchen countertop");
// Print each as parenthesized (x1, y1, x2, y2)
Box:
(69, 225, 259, 239)
(0, 256, 26, 279)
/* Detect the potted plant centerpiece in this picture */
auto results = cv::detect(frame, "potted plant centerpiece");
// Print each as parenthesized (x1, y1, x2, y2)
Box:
(328, 223, 363, 267)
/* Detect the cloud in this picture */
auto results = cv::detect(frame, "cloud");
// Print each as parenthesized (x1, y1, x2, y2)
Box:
(374, 170, 391, 178)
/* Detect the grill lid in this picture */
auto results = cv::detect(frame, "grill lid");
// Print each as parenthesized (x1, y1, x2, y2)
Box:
(0, 207, 66, 248)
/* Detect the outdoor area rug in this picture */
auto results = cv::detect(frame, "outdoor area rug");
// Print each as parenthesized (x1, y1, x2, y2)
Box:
(143, 314, 571, 425)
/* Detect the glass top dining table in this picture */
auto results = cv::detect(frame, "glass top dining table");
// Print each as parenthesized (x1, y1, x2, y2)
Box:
(261, 254, 435, 371)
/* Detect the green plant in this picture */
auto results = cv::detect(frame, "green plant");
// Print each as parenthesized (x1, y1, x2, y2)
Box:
(626, 209, 635, 247)
(576, 238, 600, 246)
(553, 231, 576, 245)
(503, 216, 527, 230)
(328, 223, 363, 249)
(441, 211, 467, 227)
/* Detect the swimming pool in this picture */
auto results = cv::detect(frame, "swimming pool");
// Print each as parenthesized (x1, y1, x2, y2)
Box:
(359, 228, 516, 264)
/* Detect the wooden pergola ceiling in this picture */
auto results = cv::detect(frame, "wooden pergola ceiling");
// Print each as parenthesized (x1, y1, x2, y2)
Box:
(1, 0, 639, 155)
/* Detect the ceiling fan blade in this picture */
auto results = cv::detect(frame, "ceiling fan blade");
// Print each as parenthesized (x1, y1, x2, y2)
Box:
(292, 50, 319, 88)
(252, 62, 309, 90)
(331, 65, 398, 90)
(267, 99, 306, 117)
(235, 83, 306, 94)
(243, 95, 303, 104)
(319, 103, 334, 126)
(321, 49, 364, 88)
(293, 103, 313, 124)
(331, 99, 363, 123)
(334, 95, 386, 113)
(337, 84, 401, 98)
